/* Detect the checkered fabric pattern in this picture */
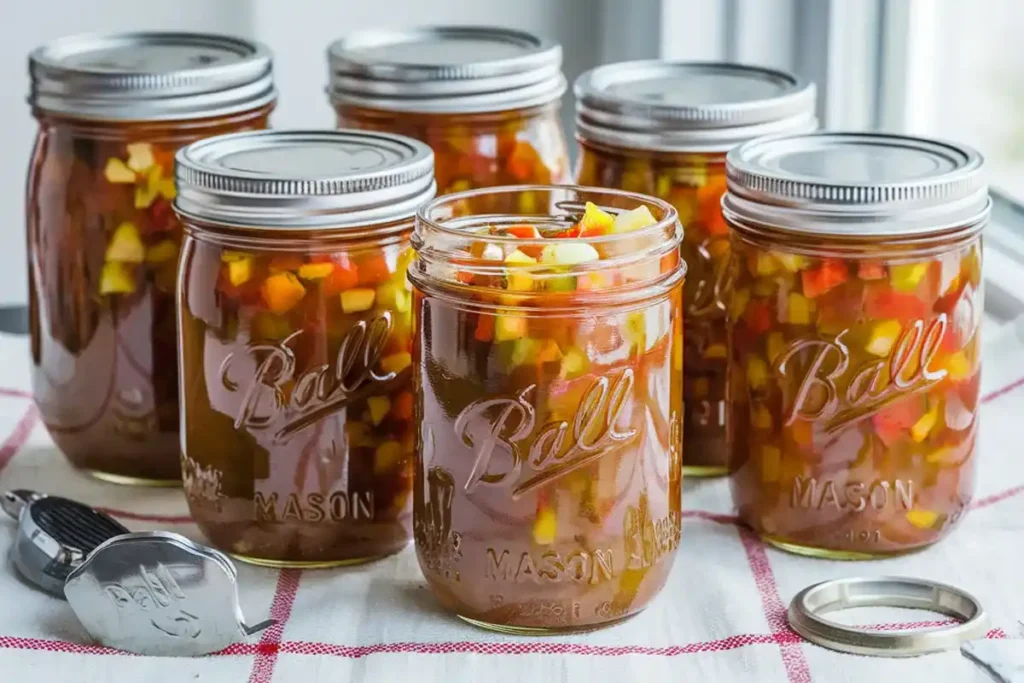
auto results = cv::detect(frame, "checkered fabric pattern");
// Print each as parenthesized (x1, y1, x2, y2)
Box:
(1, 323, 1022, 683)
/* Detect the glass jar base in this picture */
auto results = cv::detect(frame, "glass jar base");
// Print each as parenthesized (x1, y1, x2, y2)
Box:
(457, 611, 638, 635)
(682, 465, 728, 478)
(761, 534, 928, 560)
(86, 469, 181, 488)
(230, 547, 405, 570)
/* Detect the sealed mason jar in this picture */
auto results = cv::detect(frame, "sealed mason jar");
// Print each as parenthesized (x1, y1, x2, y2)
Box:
(173, 130, 434, 567)
(575, 62, 817, 476)
(27, 33, 276, 485)
(724, 132, 988, 559)
(328, 26, 570, 209)
(411, 186, 685, 632)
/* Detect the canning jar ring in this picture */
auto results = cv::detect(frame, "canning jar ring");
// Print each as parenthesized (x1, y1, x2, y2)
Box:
(787, 576, 988, 657)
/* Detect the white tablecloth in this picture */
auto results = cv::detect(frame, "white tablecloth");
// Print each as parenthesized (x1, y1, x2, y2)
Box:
(1, 324, 1022, 682)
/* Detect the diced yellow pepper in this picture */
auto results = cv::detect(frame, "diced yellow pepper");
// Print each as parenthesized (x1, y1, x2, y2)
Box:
(560, 346, 589, 378)
(494, 313, 527, 341)
(761, 446, 781, 483)
(227, 257, 252, 286)
(747, 357, 769, 390)
(626, 311, 646, 346)
(145, 240, 178, 264)
(125, 143, 154, 172)
(728, 289, 750, 320)
(891, 262, 929, 291)
(374, 440, 405, 474)
(775, 252, 808, 272)
(252, 312, 292, 340)
(510, 338, 538, 366)
(341, 287, 376, 313)
(376, 281, 411, 313)
(156, 178, 176, 200)
(926, 447, 956, 464)
(103, 158, 136, 183)
(221, 250, 249, 263)
(911, 403, 940, 442)
(104, 222, 145, 263)
(367, 396, 391, 425)
(532, 506, 557, 545)
(99, 262, 136, 295)
(766, 332, 786, 364)
(754, 252, 778, 276)
(504, 249, 537, 291)
(866, 320, 903, 357)
(944, 351, 971, 381)
(703, 344, 727, 359)
(380, 352, 412, 375)
(752, 405, 773, 430)
(906, 509, 938, 529)
(787, 293, 811, 325)
(655, 174, 671, 198)
(134, 167, 164, 209)
(579, 201, 615, 234)
(611, 205, 657, 234)
(298, 262, 334, 280)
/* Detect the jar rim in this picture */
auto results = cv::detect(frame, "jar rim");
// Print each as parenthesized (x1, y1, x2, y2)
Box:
(411, 184, 686, 310)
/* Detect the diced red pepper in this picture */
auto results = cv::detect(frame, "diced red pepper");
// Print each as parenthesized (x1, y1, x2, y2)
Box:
(391, 391, 414, 421)
(745, 299, 772, 334)
(865, 288, 929, 320)
(320, 255, 359, 296)
(357, 254, 391, 286)
(506, 224, 544, 258)
(474, 314, 494, 342)
(872, 395, 925, 447)
(268, 254, 305, 273)
(801, 260, 848, 298)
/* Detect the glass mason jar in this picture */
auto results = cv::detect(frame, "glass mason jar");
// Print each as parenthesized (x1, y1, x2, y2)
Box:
(410, 186, 685, 632)
(328, 27, 571, 210)
(174, 130, 435, 567)
(26, 33, 276, 485)
(724, 133, 988, 559)
(574, 62, 817, 476)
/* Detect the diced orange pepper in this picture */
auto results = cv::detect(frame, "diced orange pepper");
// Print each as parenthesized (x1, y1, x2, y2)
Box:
(506, 224, 541, 240)
(391, 392, 414, 421)
(261, 272, 306, 314)
(320, 255, 359, 296)
(873, 395, 925, 447)
(801, 260, 848, 298)
(506, 141, 545, 182)
(858, 261, 887, 280)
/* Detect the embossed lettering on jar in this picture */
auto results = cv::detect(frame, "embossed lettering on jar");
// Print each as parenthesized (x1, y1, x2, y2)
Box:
(723, 132, 988, 559)
(173, 130, 435, 567)
(574, 61, 817, 476)
(328, 26, 570, 210)
(411, 186, 685, 632)
(26, 33, 276, 484)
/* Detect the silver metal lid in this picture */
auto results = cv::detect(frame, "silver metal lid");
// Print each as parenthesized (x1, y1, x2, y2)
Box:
(575, 61, 817, 153)
(174, 129, 436, 229)
(29, 32, 276, 121)
(788, 576, 989, 658)
(327, 26, 565, 114)
(724, 132, 990, 237)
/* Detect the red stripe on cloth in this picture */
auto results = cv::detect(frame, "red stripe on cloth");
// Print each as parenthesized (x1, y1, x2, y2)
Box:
(0, 387, 32, 400)
(0, 637, 126, 655)
(681, 510, 740, 525)
(0, 405, 38, 473)
(739, 528, 813, 683)
(98, 508, 194, 525)
(982, 374, 1024, 404)
(971, 483, 1024, 511)
(247, 569, 302, 683)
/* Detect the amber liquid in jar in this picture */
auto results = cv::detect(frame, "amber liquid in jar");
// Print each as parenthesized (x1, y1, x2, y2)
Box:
(577, 141, 730, 475)
(27, 109, 271, 484)
(337, 105, 571, 206)
(411, 187, 684, 633)
(727, 226, 983, 559)
(178, 222, 416, 567)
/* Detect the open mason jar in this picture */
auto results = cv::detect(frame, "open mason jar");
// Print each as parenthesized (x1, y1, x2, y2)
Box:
(328, 27, 570, 209)
(575, 62, 817, 476)
(173, 130, 435, 567)
(410, 186, 685, 632)
(26, 32, 276, 484)
(724, 133, 988, 559)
